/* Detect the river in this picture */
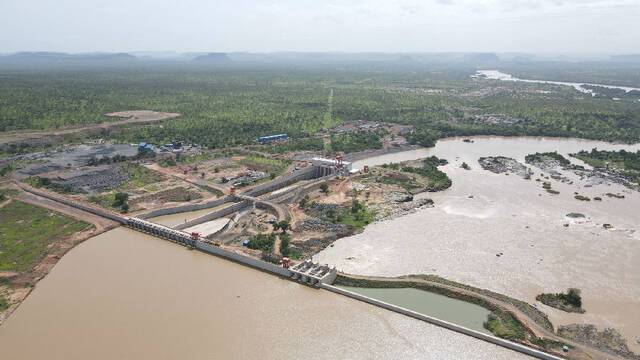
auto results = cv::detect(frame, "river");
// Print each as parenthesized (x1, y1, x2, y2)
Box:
(316, 136, 640, 352)
(339, 286, 491, 334)
(0, 216, 529, 359)
(475, 70, 640, 96)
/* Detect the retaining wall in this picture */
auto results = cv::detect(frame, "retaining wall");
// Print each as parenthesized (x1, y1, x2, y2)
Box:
(209, 210, 244, 237)
(195, 242, 292, 278)
(319, 284, 562, 360)
(265, 173, 338, 204)
(138, 195, 235, 219)
(174, 200, 251, 230)
(244, 167, 316, 197)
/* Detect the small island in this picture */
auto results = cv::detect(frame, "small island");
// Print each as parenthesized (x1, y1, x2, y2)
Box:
(536, 288, 585, 314)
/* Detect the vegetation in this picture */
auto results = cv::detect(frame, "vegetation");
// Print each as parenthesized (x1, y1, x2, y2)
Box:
(377, 157, 451, 192)
(121, 164, 163, 189)
(573, 149, 640, 186)
(536, 288, 585, 313)
(376, 170, 422, 192)
(573, 149, 640, 169)
(0, 188, 16, 201)
(525, 151, 572, 167)
(279, 232, 302, 259)
(0, 293, 8, 312)
(328, 131, 383, 154)
(263, 138, 324, 154)
(0, 163, 14, 177)
(112, 192, 130, 212)
(239, 155, 290, 177)
(335, 199, 375, 230)
(299, 194, 310, 209)
(2, 65, 639, 154)
(484, 310, 526, 341)
(246, 233, 277, 252)
(401, 157, 452, 192)
(86, 154, 130, 166)
(279, 233, 295, 258)
(530, 337, 573, 352)
(0, 201, 92, 272)
(272, 220, 290, 233)
(25, 176, 77, 194)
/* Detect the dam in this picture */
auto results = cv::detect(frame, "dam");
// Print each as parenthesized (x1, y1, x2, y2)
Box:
(14, 159, 562, 360)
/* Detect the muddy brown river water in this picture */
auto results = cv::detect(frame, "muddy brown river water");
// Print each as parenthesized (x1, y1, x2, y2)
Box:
(316, 136, 640, 352)
(0, 226, 529, 359)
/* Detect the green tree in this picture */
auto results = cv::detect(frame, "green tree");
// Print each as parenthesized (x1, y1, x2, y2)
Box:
(562, 288, 582, 308)
(112, 192, 129, 208)
(280, 233, 291, 257)
(299, 195, 310, 209)
(320, 183, 329, 195)
(274, 220, 290, 233)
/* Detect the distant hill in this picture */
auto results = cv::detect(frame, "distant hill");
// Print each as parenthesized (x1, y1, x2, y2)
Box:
(463, 53, 500, 63)
(0, 52, 137, 64)
(610, 54, 640, 63)
(192, 53, 232, 63)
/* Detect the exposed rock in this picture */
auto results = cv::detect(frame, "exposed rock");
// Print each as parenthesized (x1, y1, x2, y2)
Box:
(296, 217, 349, 235)
(566, 213, 586, 218)
(305, 203, 340, 219)
(557, 324, 639, 359)
(385, 191, 413, 203)
(478, 156, 534, 179)
(374, 198, 434, 221)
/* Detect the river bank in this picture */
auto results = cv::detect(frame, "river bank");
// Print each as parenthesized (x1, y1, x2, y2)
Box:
(0, 188, 117, 326)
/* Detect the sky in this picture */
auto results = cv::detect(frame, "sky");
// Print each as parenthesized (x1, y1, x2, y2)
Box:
(1, 0, 639, 54)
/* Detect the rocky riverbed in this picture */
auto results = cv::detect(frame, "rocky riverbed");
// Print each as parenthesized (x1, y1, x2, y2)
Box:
(478, 156, 534, 179)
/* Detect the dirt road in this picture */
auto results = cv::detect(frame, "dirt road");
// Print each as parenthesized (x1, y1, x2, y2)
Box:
(0, 110, 180, 146)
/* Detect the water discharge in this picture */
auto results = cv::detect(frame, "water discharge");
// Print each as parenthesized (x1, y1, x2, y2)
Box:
(318, 136, 640, 352)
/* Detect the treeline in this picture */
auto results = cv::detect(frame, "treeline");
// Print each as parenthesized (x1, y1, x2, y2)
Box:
(2, 66, 640, 150)
(329, 131, 383, 154)
(573, 148, 640, 171)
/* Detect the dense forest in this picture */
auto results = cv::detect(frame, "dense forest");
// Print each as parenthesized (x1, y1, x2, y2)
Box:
(1, 64, 639, 151)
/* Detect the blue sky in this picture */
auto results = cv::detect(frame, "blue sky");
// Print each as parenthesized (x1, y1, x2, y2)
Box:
(1, 0, 638, 53)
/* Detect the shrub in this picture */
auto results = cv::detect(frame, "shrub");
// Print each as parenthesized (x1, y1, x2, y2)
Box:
(247, 233, 277, 252)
